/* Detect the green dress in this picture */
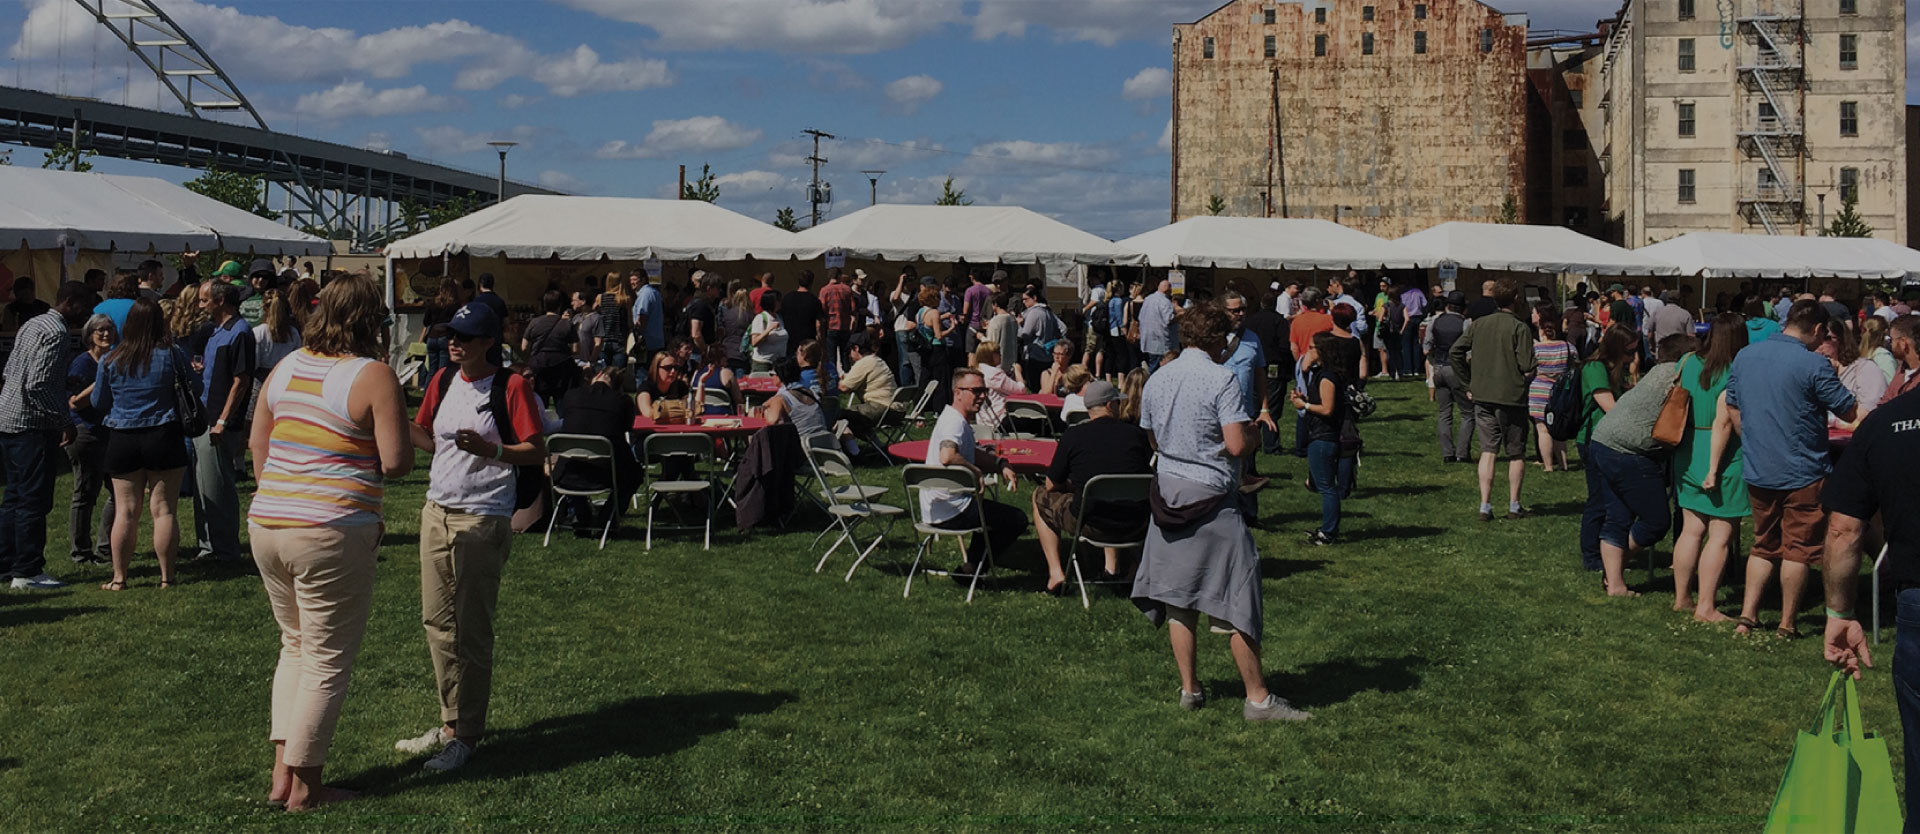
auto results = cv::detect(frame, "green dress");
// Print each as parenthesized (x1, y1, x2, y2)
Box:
(1673, 354, 1750, 518)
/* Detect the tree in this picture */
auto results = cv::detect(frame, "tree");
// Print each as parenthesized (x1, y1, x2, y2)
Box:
(1206, 194, 1227, 216)
(184, 166, 278, 220)
(396, 194, 484, 237)
(42, 142, 94, 172)
(935, 176, 973, 206)
(1498, 194, 1519, 224)
(681, 164, 720, 202)
(774, 207, 799, 231)
(1825, 195, 1874, 238)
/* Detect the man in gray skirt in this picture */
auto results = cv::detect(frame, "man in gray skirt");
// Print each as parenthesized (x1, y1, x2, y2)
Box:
(1131, 304, 1310, 722)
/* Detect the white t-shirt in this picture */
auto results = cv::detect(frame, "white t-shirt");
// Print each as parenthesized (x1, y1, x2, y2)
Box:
(1276, 293, 1296, 317)
(750, 311, 788, 364)
(422, 371, 541, 517)
(1061, 392, 1086, 417)
(921, 405, 976, 524)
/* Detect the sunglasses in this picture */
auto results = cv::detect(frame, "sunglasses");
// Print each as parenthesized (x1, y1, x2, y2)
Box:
(956, 386, 989, 395)
(659, 364, 682, 372)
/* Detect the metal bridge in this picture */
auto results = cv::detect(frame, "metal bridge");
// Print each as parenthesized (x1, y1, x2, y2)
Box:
(0, 0, 557, 250)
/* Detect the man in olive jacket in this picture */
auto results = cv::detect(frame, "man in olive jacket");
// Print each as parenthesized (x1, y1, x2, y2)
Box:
(1449, 279, 1538, 521)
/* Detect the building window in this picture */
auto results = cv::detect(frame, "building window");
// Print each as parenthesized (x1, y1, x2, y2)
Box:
(1415, 3, 1427, 18)
(1314, 34, 1327, 56)
(1266, 35, 1278, 57)
(1677, 38, 1695, 71)
(1841, 167, 1860, 202)
(1840, 0, 1856, 14)
(1363, 4, 1375, 20)
(1564, 165, 1589, 187)
(1564, 207, 1589, 227)
(1679, 169, 1697, 203)
(1264, 7, 1277, 23)
(1841, 101, 1859, 136)
(1758, 101, 1777, 127)
(1203, 37, 1215, 59)
(1315, 7, 1327, 24)
(1678, 102, 1695, 137)
(1679, 0, 1695, 18)
(1569, 89, 1583, 108)
(1840, 34, 1858, 69)
(1363, 32, 1375, 54)
(1759, 168, 1780, 196)
(1481, 29, 1493, 52)
(1563, 130, 1589, 150)
(1414, 31, 1427, 53)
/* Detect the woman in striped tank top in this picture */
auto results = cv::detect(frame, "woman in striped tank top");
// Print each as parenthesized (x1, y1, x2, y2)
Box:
(246, 273, 414, 811)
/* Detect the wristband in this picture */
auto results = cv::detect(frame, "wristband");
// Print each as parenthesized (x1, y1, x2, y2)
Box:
(216, 418, 227, 427)
(491, 443, 504, 461)
(1827, 607, 1856, 621)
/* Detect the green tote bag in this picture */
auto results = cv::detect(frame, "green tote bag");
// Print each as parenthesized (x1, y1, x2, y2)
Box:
(1764, 671, 1903, 834)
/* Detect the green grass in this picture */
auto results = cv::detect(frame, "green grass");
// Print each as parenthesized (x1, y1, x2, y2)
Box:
(0, 382, 1889, 831)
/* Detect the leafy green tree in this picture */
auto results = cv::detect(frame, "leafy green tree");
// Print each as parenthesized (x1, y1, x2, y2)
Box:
(1206, 194, 1227, 216)
(935, 176, 972, 206)
(42, 143, 94, 172)
(1825, 195, 1874, 238)
(774, 207, 799, 231)
(1498, 194, 1519, 224)
(682, 164, 720, 202)
(184, 166, 278, 220)
(396, 194, 484, 237)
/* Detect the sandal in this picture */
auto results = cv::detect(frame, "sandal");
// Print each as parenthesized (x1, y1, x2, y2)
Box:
(1734, 616, 1762, 635)
(1777, 626, 1804, 640)
(99, 580, 126, 592)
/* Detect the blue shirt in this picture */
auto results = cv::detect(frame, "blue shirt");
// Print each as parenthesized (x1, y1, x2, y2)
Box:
(1139, 347, 1249, 494)
(1107, 295, 1125, 337)
(632, 284, 665, 351)
(1746, 317, 1783, 344)
(93, 346, 199, 430)
(93, 298, 135, 336)
(1726, 333, 1857, 490)
(1139, 291, 1177, 357)
(68, 352, 101, 429)
(200, 316, 257, 424)
(1224, 328, 1267, 417)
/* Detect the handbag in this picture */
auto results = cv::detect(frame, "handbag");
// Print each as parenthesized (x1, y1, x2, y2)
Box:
(1651, 367, 1691, 447)
(1764, 671, 1903, 833)
(172, 348, 208, 438)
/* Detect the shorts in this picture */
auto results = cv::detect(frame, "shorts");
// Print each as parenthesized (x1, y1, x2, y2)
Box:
(1474, 403, 1529, 458)
(1750, 481, 1826, 564)
(1035, 488, 1147, 544)
(105, 423, 190, 476)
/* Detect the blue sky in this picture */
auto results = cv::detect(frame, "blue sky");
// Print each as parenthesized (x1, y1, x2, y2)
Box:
(1, 0, 1879, 239)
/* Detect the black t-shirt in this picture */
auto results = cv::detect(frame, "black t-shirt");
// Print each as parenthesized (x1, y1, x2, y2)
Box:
(1428, 312, 1467, 368)
(1245, 310, 1290, 370)
(523, 313, 576, 367)
(1302, 366, 1349, 444)
(475, 291, 508, 320)
(683, 297, 718, 346)
(1047, 416, 1153, 523)
(781, 290, 823, 344)
(1822, 393, 1920, 587)
(638, 376, 689, 405)
(1321, 333, 1363, 385)
(553, 382, 638, 491)
(1467, 297, 1499, 320)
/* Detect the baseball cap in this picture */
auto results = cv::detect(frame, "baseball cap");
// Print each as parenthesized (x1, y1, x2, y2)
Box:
(1082, 380, 1120, 410)
(248, 258, 275, 277)
(213, 260, 245, 279)
(447, 302, 501, 340)
(1607, 282, 1627, 293)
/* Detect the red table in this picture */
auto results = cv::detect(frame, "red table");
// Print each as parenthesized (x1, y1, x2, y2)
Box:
(1007, 392, 1065, 410)
(738, 376, 781, 394)
(633, 415, 770, 436)
(886, 439, 1057, 474)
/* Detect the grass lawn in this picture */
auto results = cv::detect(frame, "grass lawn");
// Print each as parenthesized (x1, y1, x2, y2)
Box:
(0, 381, 1890, 831)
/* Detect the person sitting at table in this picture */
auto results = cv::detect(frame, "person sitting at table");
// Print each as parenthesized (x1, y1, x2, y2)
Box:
(1116, 366, 1147, 424)
(924, 367, 1030, 579)
(1038, 340, 1076, 396)
(839, 331, 896, 437)
(761, 357, 834, 449)
(1059, 365, 1093, 421)
(796, 339, 841, 424)
(969, 340, 1027, 431)
(1033, 380, 1152, 594)
(635, 351, 690, 419)
(553, 365, 638, 534)
(688, 344, 739, 415)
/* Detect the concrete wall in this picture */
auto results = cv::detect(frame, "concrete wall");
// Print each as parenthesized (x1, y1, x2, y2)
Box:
(1527, 42, 1610, 239)
(1171, 0, 1531, 237)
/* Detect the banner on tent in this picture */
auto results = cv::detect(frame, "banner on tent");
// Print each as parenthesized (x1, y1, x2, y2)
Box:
(1438, 261, 1458, 292)
(825, 249, 847, 270)
(644, 257, 663, 279)
(1169, 269, 1186, 295)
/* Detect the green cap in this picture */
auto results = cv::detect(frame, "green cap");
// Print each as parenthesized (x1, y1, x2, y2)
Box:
(214, 260, 245, 279)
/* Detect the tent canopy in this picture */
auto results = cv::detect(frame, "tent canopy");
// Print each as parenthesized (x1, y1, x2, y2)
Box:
(384, 195, 820, 261)
(1117, 217, 1429, 270)
(1638, 232, 1920, 280)
(792, 205, 1145, 267)
(0, 166, 327, 255)
(1397, 221, 1680, 276)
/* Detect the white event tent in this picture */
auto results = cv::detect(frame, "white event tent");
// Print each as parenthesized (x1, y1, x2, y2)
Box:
(1397, 221, 1680, 277)
(384, 195, 822, 262)
(1118, 216, 1429, 271)
(1638, 232, 1920, 280)
(791, 205, 1145, 293)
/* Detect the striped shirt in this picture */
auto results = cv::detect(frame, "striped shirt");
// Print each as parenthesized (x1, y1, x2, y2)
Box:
(0, 310, 74, 434)
(248, 350, 383, 528)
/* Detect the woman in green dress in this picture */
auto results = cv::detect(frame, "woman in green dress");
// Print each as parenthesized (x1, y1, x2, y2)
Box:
(1673, 312, 1750, 624)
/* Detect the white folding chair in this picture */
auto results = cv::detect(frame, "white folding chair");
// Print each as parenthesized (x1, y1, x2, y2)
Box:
(701, 387, 737, 414)
(1062, 409, 1090, 428)
(1874, 543, 1891, 643)
(901, 464, 994, 603)
(882, 381, 940, 447)
(863, 383, 918, 462)
(1063, 474, 1152, 610)
(1003, 400, 1052, 439)
(640, 433, 715, 551)
(542, 433, 620, 550)
(806, 446, 904, 579)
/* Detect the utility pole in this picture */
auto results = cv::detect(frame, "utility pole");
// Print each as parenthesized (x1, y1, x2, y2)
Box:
(861, 170, 886, 206)
(804, 128, 834, 227)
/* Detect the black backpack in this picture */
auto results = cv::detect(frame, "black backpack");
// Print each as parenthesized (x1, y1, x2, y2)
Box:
(427, 368, 546, 510)
(1544, 362, 1586, 442)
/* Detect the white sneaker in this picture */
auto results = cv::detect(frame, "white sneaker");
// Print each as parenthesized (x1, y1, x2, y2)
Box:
(394, 726, 450, 755)
(10, 574, 66, 590)
(422, 738, 474, 772)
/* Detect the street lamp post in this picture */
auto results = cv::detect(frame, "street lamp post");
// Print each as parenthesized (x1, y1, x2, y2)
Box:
(488, 140, 519, 205)
(861, 170, 886, 206)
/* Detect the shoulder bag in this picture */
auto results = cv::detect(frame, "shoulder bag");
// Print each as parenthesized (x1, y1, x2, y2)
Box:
(172, 347, 208, 438)
(1650, 357, 1692, 448)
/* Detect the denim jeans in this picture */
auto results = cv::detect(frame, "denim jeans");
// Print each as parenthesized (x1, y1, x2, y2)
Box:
(1893, 589, 1920, 830)
(425, 336, 450, 381)
(893, 332, 916, 387)
(1306, 440, 1355, 537)
(1589, 442, 1671, 550)
(0, 429, 58, 580)
(193, 429, 246, 561)
(1399, 316, 1425, 378)
(65, 424, 114, 562)
(1577, 443, 1605, 570)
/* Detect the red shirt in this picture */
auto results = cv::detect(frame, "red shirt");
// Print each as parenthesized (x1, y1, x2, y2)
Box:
(1289, 310, 1335, 360)
(819, 281, 856, 333)
(749, 287, 773, 316)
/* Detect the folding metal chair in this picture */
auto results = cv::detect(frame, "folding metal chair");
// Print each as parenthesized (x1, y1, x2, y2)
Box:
(901, 464, 994, 603)
(861, 383, 917, 462)
(1004, 400, 1052, 439)
(806, 446, 904, 579)
(881, 381, 940, 447)
(542, 434, 620, 549)
(1062, 409, 1090, 428)
(1063, 474, 1152, 610)
(640, 433, 715, 551)
(701, 387, 737, 414)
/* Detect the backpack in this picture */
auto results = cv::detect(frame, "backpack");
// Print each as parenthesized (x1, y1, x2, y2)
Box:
(1544, 362, 1585, 442)
(1088, 295, 1109, 332)
(1384, 297, 1406, 336)
(427, 368, 545, 510)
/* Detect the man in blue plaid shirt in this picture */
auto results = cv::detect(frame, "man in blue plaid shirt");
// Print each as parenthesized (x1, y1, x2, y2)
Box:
(0, 280, 97, 589)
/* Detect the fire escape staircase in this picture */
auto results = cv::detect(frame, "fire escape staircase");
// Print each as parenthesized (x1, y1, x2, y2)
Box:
(1734, 3, 1806, 233)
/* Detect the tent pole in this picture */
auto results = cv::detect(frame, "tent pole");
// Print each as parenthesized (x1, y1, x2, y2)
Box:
(385, 252, 398, 366)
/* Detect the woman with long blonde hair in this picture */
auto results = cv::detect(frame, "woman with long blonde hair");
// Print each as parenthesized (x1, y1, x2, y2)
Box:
(596, 272, 634, 368)
(1860, 314, 1897, 383)
(165, 281, 207, 341)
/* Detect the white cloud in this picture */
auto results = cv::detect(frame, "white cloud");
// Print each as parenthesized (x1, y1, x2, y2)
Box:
(538, 170, 591, 193)
(295, 82, 460, 120)
(965, 140, 1123, 171)
(766, 137, 948, 170)
(1121, 67, 1172, 101)
(596, 116, 764, 160)
(530, 45, 674, 97)
(884, 75, 944, 113)
(499, 94, 540, 110)
(362, 132, 393, 152)
(972, 0, 1220, 46)
(414, 124, 549, 156)
(1157, 120, 1173, 153)
(557, 0, 964, 54)
(801, 58, 869, 91)
(714, 170, 796, 192)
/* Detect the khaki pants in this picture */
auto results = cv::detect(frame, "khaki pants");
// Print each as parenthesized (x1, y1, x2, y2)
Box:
(419, 502, 511, 738)
(252, 522, 383, 768)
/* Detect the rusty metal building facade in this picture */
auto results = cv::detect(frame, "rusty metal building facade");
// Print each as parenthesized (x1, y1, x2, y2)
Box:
(1170, 0, 1532, 237)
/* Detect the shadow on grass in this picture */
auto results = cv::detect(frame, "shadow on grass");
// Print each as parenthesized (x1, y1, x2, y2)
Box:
(1344, 525, 1446, 542)
(0, 605, 107, 629)
(346, 690, 796, 794)
(1261, 558, 1329, 581)
(0, 757, 17, 772)
(380, 532, 419, 549)
(1270, 655, 1427, 709)
(1364, 413, 1428, 424)
(1359, 484, 1445, 497)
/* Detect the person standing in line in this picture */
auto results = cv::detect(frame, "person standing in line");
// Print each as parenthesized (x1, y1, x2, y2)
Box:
(248, 274, 413, 811)
(94, 271, 142, 335)
(780, 270, 824, 361)
(398, 301, 547, 773)
(422, 279, 461, 382)
(93, 297, 195, 591)
(1082, 277, 1111, 379)
(65, 314, 116, 566)
(1017, 286, 1062, 393)
(1588, 334, 1697, 597)
(1138, 278, 1177, 373)
(961, 270, 994, 357)
(1221, 292, 1276, 486)
(1287, 288, 1337, 459)
(1274, 281, 1301, 318)
(1449, 279, 1538, 522)
(748, 290, 788, 375)
(1575, 325, 1638, 572)
(1398, 280, 1428, 381)
(1424, 291, 1472, 463)
(684, 272, 725, 364)
(521, 290, 578, 414)
(0, 281, 93, 589)
(1674, 313, 1748, 622)
(595, 273, 633, 371)
(569, 289, 600, 370)
(1527, 305, 1573, 472)
(631, 269, 666, 370)
(1130, 304, 1308, 722)
(1244, 289, 1291, 456)
(470, 273, 508, 321)
(1720, 300, 1857, 638)
(984, 293, 1024, 388)
(817, 269, 857, 370)
(252, 289, 304, 408)
(1648, 290, 1695, 345)
(193, 282, 257, 564)
(1294, 330, 1357, 545)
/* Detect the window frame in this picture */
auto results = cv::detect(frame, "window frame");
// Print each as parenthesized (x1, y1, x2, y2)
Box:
(1841, 100, 1859, 137)
(1315, 7, 1327, 24)
(1363, 4, 1375, 20)
(1314, 34, 1327, 57)
(1362, 32, 1375, 55)
(1678, 169, 1697, 204)
(1203, 36, 1215, 59)
(1679, 0, 1695, 18)
(1264, 7, 1277, 24)
(1840, 167, 1860, 203)
(1414, 30, 1427, 54)
(1266, 34, 1278, 58)
(1414, 3, 1427, 18)
(1677, 38, 1695, 72)
(1677, 102, 1696, 137)
(1840, 34, 1858, 70)
(1839, 0, 1857, 15)
(1481, 29, 1493, 53)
